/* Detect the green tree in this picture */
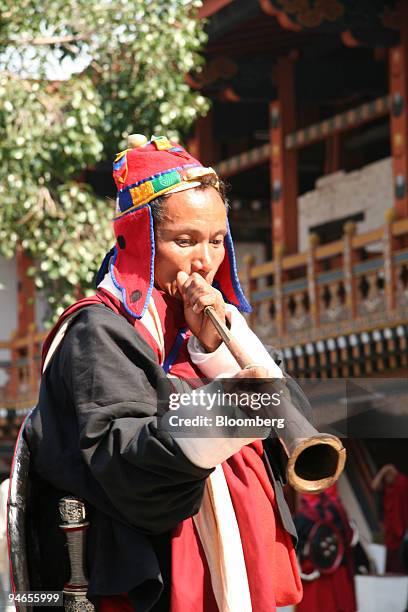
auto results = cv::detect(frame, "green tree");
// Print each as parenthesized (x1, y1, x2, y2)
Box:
(0, 0, 208, 322)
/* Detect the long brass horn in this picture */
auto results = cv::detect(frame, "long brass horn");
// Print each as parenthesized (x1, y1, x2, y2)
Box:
(204, 306, 346, 494)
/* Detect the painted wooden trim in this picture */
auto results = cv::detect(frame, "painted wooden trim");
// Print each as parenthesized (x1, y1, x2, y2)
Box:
(286, 95, 391, 151)
(252, 286, 275, 302)
(282, 278, 308, 294)
(393, 248, 408, 263)
(316, 269, 344, 285)
(352, 258, 384, 275)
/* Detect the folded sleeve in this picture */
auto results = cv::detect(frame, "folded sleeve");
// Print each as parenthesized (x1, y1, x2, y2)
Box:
(161, 378, 269, 470)
(188, 303, 284, 379)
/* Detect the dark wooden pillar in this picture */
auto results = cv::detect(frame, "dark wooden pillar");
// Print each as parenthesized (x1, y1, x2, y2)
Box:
(7, 246, 36, 405)
(307, 233, 320, 329)
(269, 57, 298, 257)
(389, 3, 408, 219)
(324, 132, 341, 175)
(189, 109, 216, 166)
(343, 221, 358, 320)
(383, 208, 397, 312)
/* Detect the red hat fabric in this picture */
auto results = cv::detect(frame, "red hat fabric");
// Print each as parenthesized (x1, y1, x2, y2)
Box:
(97, 135, 251, 318)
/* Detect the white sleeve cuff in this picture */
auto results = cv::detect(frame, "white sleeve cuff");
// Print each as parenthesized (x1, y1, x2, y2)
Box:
(187, 304, 283, 379)
(162, 380, 270, 469)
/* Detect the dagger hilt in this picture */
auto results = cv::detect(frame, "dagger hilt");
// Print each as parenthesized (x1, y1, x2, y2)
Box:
(59, 496, 95, 612)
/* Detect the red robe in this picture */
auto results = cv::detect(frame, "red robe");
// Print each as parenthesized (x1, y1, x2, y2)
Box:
(383, 472, 408, 573)
(296, 486, 356, 612)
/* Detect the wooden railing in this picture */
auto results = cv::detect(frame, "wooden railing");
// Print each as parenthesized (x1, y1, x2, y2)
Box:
(0, 326, 46, 435)
(1, 212, 408, 412)
(242, 211, 408, 348)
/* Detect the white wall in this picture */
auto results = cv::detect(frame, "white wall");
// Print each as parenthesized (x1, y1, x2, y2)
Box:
(0, 256, 17, 342)
(0, 257, 17, 394)
(35, 292, 48, 332)
(234, 241, 267, 278)
(298, 157, 393, 252)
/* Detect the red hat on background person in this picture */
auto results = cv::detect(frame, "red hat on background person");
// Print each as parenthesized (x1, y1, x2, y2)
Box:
(96, 134, 251, 319)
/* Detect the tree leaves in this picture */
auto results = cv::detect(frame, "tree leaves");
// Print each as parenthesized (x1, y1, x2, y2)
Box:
(0, 0, 209, 324)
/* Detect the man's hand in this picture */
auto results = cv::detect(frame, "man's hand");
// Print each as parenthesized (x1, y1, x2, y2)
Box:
(177, 271, 226, 352)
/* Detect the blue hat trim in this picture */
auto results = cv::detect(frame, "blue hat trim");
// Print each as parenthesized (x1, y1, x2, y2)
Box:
(222, 224, 252, 313)
(95, 247, 115, 286)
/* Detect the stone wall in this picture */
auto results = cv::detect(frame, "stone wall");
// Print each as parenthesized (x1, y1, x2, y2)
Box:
(298, 157, 393, 252)
(0, 256, 17, 342)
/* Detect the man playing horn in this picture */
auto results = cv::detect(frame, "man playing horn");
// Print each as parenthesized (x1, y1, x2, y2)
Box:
(22, 135, 309, 611)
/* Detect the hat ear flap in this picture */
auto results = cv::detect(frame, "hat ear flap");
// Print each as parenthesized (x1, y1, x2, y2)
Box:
(95, 247, 115, 286)
(110, 206, 155, 318)
(214, 225, 252, 312)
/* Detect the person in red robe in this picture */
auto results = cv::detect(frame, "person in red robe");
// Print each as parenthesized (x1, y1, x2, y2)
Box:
(372, 464, 408, 573)
(294, 485, 357, 612)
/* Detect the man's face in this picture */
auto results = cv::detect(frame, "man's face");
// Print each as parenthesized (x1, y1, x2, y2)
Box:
(154, 186, 227, 298)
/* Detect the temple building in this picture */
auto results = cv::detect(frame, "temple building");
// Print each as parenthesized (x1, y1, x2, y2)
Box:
(189, 2, 408, 606)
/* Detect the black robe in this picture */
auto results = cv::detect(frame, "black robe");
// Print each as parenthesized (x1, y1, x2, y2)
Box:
(24, 304, 302, 611)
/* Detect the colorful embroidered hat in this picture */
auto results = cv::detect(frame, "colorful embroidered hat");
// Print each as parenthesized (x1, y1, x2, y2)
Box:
(97, 134, 251, 318)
